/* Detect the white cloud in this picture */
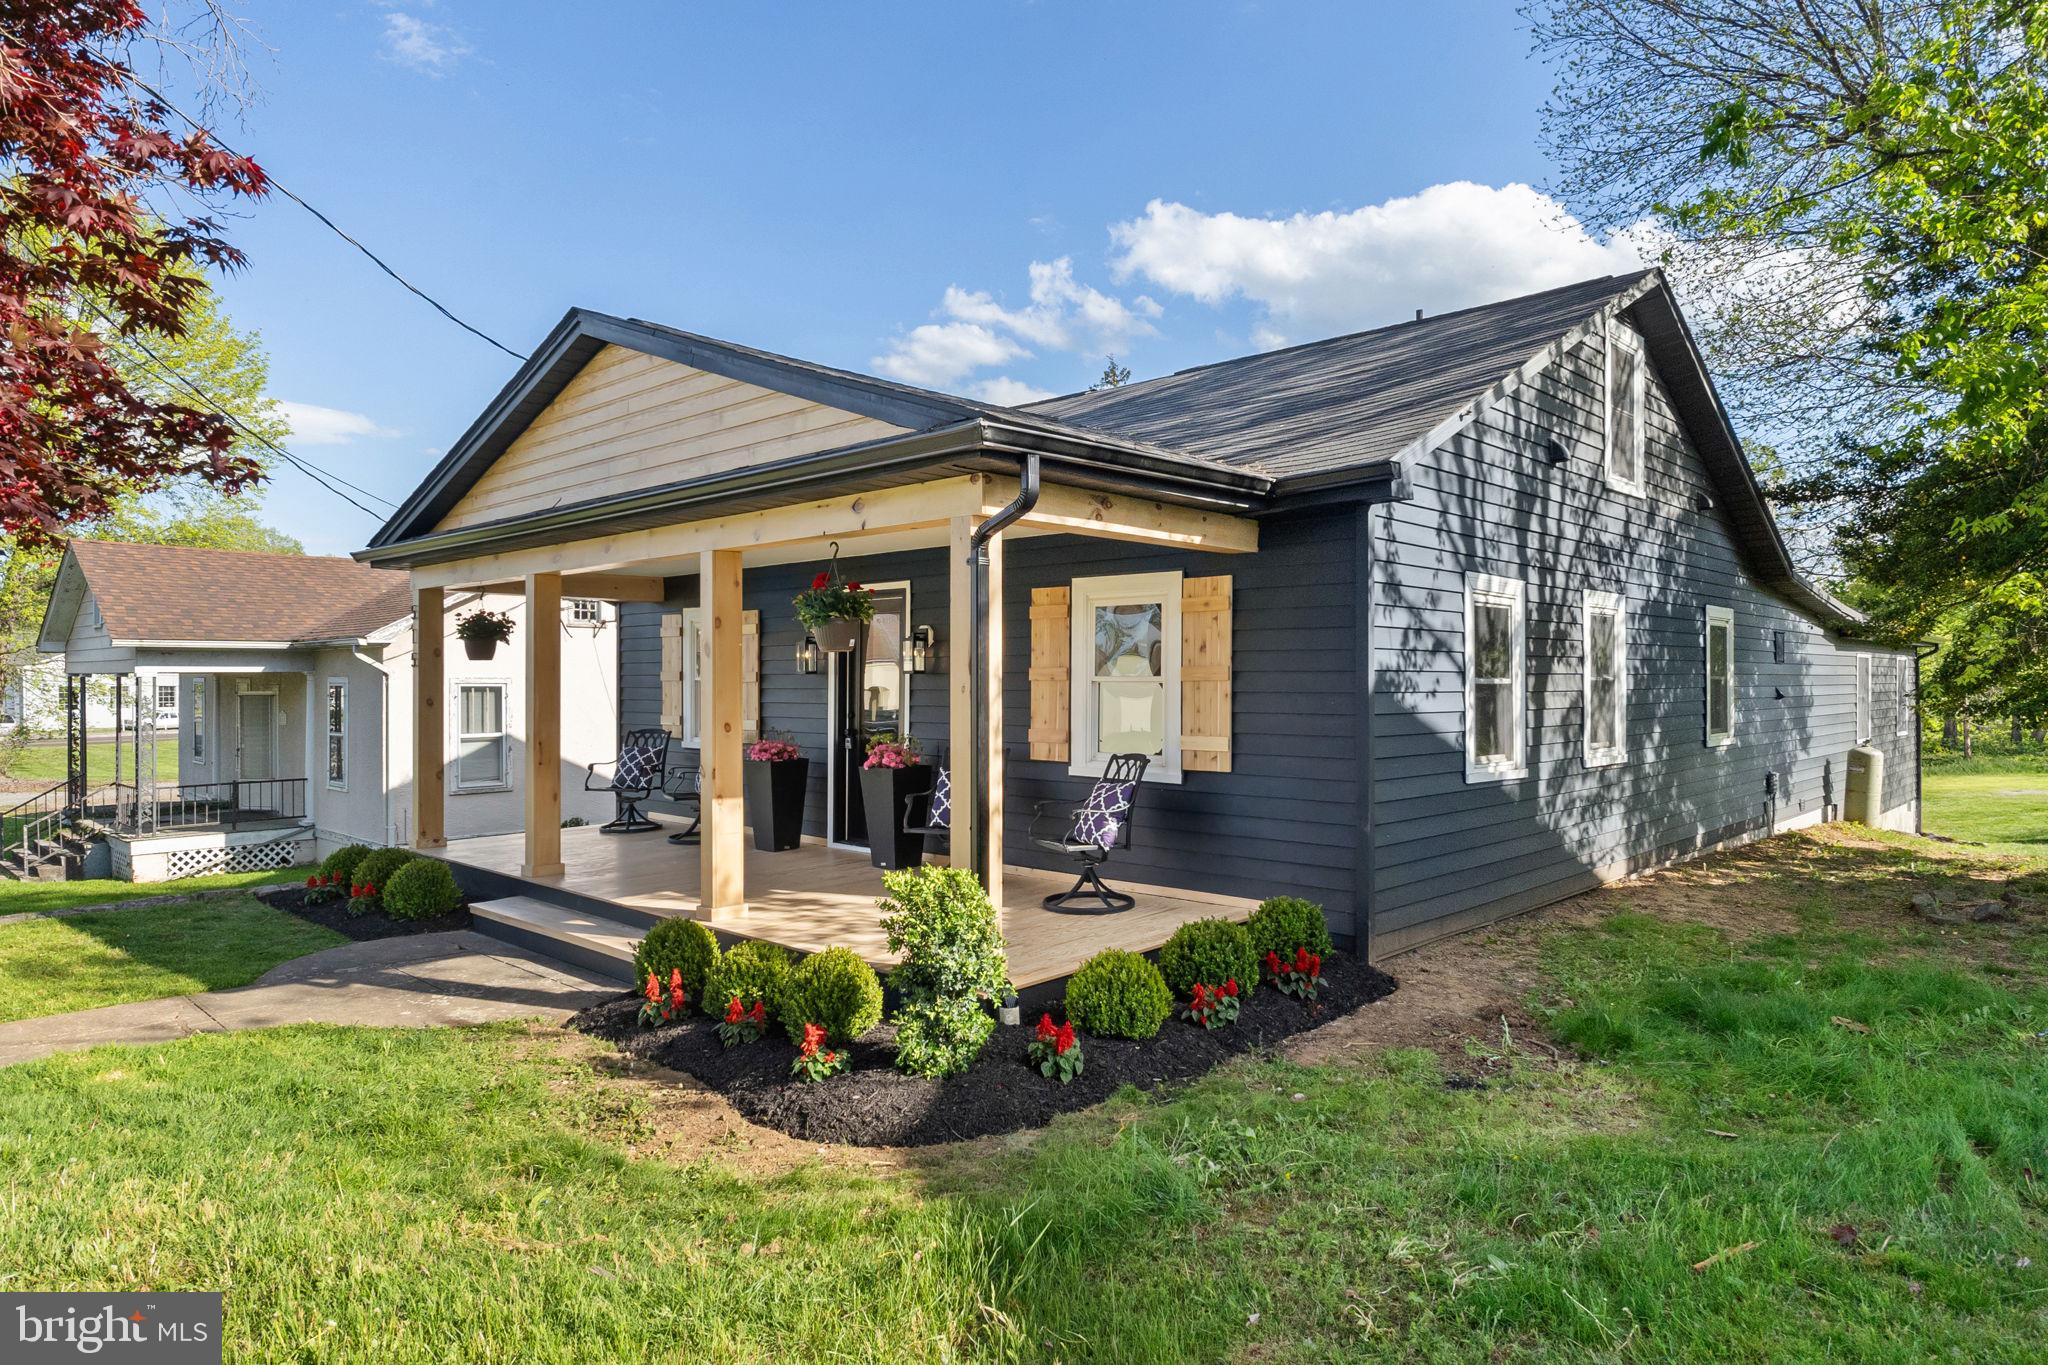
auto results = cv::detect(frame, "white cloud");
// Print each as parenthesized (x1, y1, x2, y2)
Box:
(1108, 183, 1650, 346)
(381, 12, 469, 72)
(874, 257, 1159, 393)
(277, 400, 399, 446)
(971, 377, 1057, 406)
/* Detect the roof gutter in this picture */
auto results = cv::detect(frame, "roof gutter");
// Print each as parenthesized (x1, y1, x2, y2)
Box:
(966, 453, 1039, 886)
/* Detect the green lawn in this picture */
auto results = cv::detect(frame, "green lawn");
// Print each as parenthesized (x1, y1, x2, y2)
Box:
(0, 739, 180, 789)
(0, 830, 2042, 1361)
(1923, 753, 2048, 857)
(0, 895, 342, 1024)
(0, 866, 303, 918)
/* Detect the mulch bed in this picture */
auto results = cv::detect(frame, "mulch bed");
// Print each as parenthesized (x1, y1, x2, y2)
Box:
(571, 954, 1397, 1147)
(255, 885, 471, 941)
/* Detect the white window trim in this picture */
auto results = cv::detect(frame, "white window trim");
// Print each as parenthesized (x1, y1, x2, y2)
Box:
(1604, 318, 1647, 497)
(566, 597, 604, 626)
(1856, 654, 1873, 745)
(678, 608, 703, 749)
(1068, 569, 1182, 784)
(190, 677, 205, 760)
(453, 679, 511, 793)
(1705, 605, 1736, 748)
(1582, 589, 1627, 769)
(325, 677, 348, 792)
(1464, 572, 1528, 782)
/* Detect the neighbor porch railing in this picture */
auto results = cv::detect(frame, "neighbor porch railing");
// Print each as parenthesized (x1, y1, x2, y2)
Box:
(108, 778, 309, 833)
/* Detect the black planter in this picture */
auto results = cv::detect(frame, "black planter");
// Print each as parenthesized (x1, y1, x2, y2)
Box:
(744, 757, 809, 852)
(462, 636, 500, 661)
(858, 763, 934, 870)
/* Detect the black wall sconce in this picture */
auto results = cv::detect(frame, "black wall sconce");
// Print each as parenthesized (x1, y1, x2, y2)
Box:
(1543, 438, 1569, 466)
(1695, 492, 1716, 513)
(903, 624, 937, 674)
(795, 634, 821, 675)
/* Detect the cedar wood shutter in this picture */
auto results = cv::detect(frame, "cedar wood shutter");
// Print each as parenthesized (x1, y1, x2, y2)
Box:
(1026, 577, 1234, 771)
(659, 609, 761, 740)
(741, 609, 761, 741)
(659, 613, 684, 735)
(1180, 575, 1232, 772)
(1028, 587, 1070, 762)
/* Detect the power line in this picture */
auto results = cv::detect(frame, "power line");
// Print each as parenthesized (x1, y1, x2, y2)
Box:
(113, 68, 529, 363)
(85, 300, 399, 520)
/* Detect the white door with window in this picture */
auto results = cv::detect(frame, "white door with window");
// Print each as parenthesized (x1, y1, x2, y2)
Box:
(237, 692, 275, 781)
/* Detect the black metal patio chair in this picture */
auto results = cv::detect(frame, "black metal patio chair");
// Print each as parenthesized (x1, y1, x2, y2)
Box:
(902, 764, 951, 845)
(585, 727, 672, 834)
(663, 766, 702, 844)
(1028, 753, 1150, 913)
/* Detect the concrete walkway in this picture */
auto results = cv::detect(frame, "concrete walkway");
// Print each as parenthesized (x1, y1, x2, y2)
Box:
(0, 931, 620, 1067)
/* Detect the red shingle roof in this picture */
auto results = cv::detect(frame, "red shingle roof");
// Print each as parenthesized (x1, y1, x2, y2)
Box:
(68, 540, 412, 644)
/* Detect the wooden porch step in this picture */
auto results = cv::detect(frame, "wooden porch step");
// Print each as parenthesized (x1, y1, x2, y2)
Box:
(469, 896, 642, 983)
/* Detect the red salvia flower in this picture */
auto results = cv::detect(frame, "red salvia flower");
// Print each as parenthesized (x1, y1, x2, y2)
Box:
(1224, 978, 1238, 997)
(304, 874, 318, 888)
(800, 1022, 827, 1058)
(667, 968, 686, 1012)
(1055, 1022, 1076, 1056)
(1036, 1012, 1058, 1042)
(749, 1000, 767, 1026)
(1191, 983, 1210, 1008)
(644, 971, 662, 1004)
(1295, 947, 1312, 973)
(1265, 950, 1281, 976)
(725, 996, 745, 1025)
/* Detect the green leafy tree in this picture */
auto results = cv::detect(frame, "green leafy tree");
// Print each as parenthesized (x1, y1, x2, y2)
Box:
(1090, 355, 1131, 390)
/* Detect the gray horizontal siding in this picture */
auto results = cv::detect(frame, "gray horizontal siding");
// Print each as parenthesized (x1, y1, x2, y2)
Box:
(1370, 320, 1917, 955)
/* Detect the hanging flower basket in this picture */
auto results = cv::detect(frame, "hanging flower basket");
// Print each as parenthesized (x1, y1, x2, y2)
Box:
(456, 608, 516, 660)
(792, 546, 874, 653)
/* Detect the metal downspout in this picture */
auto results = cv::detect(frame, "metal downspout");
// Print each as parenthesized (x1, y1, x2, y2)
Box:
(967, 453, 1040, 884)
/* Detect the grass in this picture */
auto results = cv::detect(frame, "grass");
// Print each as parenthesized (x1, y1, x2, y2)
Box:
(1923, 752, 2048, 857)
(0, 866, 303, 917)
(0, 739, 180, 788)
(0, 894, 343, 1023)
(0, 831, 2042, 1360)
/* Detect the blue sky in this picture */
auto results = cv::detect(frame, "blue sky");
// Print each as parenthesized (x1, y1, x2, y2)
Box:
(192, 2, 1645, 554)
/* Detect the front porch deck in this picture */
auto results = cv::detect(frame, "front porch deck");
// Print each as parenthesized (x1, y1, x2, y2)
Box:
(444, 816, 1255, 988)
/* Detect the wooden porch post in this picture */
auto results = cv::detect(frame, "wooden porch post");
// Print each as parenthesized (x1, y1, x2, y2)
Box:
(413, 586, 446, 849)
(522, 571, 565, 877)
(949, 515, 1004, 914)
(699, 548, 746, 913)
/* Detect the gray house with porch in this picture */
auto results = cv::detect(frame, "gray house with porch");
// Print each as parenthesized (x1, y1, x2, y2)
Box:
(356, 268, 1918, 984)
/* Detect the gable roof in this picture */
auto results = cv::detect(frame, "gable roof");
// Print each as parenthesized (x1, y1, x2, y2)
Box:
(360, 272, 1855, 629)
(49, 541, 411, 647)
(1030, 273, 1656, 478)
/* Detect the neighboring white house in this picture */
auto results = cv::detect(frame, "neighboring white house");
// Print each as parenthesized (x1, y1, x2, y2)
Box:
(32, 541, 620, 879)
(2, 655, 122, 733)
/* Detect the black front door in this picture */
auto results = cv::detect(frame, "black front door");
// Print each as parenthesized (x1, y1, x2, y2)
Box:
(828, 584, 910, 847)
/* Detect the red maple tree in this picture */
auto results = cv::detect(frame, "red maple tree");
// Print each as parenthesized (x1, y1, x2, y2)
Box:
(0, 1, 268, 545)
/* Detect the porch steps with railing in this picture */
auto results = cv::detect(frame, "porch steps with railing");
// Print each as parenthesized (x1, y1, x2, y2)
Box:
(468, 896, 641, 984)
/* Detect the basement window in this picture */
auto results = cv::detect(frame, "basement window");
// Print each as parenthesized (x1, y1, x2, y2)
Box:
(1465, 573, 1527, 781)
(1705, 606, 1736, 747)
(1605, 318, 1647, 496)
(1583, 590, 1627, 768)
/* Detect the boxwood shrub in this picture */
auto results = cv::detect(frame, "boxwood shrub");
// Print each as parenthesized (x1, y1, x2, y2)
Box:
(1158, 917, 1259, 997)
(893, 997, 995, 1079)
(634, 918, 719, 1002)
(1246, 896, 1333, 961)
(777, 946, 883, 1045)
(1064, 949, 1173, 1040)
(380, 857, 463, 921)
(879, 866, 1009, 1077)
(319, 843, 372, 887)
(702, 939, 795, 1020)
(351, 847, 417, 901)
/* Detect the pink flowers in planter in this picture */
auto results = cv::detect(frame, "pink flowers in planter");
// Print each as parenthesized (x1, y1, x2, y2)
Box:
(746, 737, 802, 763)
(862, 735, 922, 770)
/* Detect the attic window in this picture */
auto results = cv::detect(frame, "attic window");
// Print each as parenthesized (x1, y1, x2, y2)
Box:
(1605, 318, 1647, 497)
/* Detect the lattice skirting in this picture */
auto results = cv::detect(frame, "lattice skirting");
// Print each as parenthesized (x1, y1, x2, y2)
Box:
(163, 839, 306, 880)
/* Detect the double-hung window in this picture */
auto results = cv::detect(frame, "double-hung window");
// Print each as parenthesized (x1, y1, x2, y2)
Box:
(1583, 590, 1627, 767)
(191, 678, 205, 759)
(1464, 573, 1527, 781)
(1070, 571, 1180, 781)
(325, 679, 347, 790)
(1855, 654, 1873, 744)
(1705, 606, 1736, 746)
(1605, 318, 1647, 496)
(456, 682, 509, 791)
(678, 608, 703, 747)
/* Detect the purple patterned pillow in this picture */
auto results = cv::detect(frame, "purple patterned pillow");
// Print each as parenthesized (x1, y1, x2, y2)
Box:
(1070, 780, 1134, 847)
(615, 742, 662, 790)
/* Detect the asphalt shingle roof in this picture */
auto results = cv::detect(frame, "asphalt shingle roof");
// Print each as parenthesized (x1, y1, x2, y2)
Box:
(68, 540, 412, 644)
(1028, 272, 1654, 477)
